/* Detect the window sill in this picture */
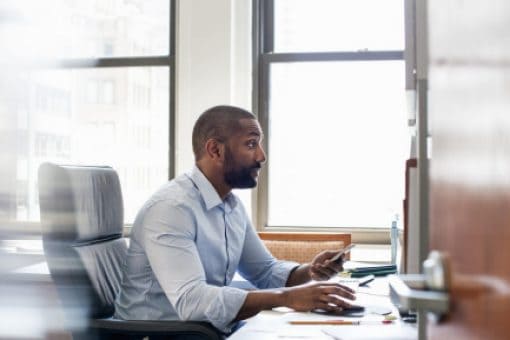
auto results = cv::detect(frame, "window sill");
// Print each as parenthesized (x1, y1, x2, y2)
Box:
(260, 226, 393, 244)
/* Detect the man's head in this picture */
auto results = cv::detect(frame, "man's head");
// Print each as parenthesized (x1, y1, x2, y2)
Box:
(192, 105, 266, 191)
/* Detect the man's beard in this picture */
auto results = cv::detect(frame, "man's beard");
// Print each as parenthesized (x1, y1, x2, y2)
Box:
(224, 147, 260, 189)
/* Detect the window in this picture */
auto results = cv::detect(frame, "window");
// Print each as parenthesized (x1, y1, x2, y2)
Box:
(0, 0, 175, 226)
(254, 0, 409, 231)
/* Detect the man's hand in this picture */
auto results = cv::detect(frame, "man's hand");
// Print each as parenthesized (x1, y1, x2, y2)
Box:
(283, 282, 356, 314)
(309, 250, 345, 281)
(235, 281, 357, 321)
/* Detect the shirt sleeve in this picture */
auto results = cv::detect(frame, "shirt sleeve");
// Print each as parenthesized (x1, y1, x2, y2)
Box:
(142, 200, 248, 333)
(237, 221, 299, 289)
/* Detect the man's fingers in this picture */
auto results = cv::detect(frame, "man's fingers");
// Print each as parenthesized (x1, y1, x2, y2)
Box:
(312, 272, 329, 281)
(324, 259, 343, 271)
(312, 282, 356, 293)
(317, 302, 343, 314)
(321, 285, 356, 299)
(317, 293, 353, 311)
(312, 264, 336, 278)
(325, 294, 355, 309)
(319, 265, 337, 277)
(311, 268, 330, 280)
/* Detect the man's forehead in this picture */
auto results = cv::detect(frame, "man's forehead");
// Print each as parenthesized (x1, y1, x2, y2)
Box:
(237, 118, 263, 137)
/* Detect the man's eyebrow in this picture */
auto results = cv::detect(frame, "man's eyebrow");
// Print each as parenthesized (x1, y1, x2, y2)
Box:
(246, 130, 262, 138)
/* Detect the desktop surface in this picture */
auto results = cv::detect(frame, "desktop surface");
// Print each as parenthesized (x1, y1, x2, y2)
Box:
(5, 255, 415, 339)
(228, 277, 417, 340)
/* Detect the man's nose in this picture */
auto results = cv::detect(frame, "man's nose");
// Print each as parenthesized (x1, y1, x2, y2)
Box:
(257, 145, 267, 164)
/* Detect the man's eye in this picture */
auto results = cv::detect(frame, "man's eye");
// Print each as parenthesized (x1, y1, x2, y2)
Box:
(247, 141, 257, 148)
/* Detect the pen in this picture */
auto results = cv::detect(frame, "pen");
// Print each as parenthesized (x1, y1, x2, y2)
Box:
(288, 320, 393, 325)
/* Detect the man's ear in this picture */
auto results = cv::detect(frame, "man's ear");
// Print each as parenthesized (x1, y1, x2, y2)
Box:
(204, 138, 224, 161)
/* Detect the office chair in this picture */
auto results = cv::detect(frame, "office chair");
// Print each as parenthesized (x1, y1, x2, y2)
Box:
(38, 163, 223, 340)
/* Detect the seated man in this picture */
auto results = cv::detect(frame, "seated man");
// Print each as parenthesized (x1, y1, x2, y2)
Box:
(115, 105, 356, 333)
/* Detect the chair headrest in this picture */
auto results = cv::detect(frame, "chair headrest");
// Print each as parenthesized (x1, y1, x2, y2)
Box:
(38, 163, 124, 244)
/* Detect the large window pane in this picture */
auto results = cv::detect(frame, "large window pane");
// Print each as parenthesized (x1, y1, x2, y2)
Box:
(14, 0, 169, 59)
(274, 0, 404, 52)
(268, 61, 408, 228)
(12, 67, 169, 223)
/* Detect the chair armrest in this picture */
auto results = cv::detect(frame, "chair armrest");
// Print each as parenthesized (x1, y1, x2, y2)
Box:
(90, 318, 223, 339)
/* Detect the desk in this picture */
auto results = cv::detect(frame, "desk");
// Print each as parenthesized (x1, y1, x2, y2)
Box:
(229, 277, 417, 340)
(7, 262, 417, 339)
(2, 260, 52, 283)
(0, 261, 71, 339)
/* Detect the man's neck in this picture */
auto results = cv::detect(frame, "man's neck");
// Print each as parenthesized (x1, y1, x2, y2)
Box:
(195, 163, 231, 200)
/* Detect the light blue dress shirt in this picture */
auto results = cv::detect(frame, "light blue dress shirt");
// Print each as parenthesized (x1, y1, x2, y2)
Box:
(114, 166, 298, 332)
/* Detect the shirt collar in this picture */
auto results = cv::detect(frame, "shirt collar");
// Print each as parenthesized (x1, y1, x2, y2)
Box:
(189, 165, 237, 211)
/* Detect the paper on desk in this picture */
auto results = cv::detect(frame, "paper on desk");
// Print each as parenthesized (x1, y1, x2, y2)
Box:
(277, 326, 331, 339)
(355, 277, 390, 296)
(282, 312, 381, 324)
(329, 276, 360, 291)
(279, 313, 389, 340)
(321, 324, 417, 340)
(239, 311, 283, 334)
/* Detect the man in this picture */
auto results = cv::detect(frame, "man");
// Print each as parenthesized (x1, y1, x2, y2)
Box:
(115, 105, 356, 333)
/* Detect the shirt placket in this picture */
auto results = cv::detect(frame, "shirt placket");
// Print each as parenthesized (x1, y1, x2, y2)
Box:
(221, 204, 231, 286)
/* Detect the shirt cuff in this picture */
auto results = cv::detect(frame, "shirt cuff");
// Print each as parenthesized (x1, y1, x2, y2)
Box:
(268, 260, 300, 288)
(205, 286, 248, 333)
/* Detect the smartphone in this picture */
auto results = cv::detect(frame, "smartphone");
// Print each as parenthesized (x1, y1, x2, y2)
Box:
(330, 244, 356, 263)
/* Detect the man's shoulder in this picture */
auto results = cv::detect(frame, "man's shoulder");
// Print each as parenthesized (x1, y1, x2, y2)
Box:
(130, 174, 204, 233)
(145, 173, 202, 210)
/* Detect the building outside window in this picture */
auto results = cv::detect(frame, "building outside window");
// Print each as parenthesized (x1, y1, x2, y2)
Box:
(0, 0, 174, 226)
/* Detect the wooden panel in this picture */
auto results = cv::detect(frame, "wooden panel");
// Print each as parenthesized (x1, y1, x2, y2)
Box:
(258, 232, 351, 243)
(428, 1, 510, 338)
(430, 186, 510, 339)
(258, 232, 351, 263)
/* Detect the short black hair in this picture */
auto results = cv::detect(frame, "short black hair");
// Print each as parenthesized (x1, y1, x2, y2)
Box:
(192, 105, 256, 161)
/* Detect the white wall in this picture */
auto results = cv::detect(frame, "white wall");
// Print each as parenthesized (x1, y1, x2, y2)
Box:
(175, 0, 252, 174)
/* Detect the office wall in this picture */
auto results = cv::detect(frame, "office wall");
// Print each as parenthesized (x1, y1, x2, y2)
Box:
(175, 0, 252, 174)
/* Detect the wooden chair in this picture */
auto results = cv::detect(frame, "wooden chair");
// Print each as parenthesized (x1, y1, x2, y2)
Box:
(258, 232, 352, 264)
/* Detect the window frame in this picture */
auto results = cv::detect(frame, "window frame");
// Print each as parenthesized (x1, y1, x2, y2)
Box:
(2, 0, 176, 239)
(252, 0, 407, 243)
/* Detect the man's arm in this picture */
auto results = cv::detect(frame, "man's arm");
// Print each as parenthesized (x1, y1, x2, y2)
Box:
(285, 250, 346, 286)
(237, 223, 301, 289)
(235, 249, 353, 321)
(285, 264, 312, 286)
(235, 282, 356, 321)
(234, 289, 286, 320)
(143, 202, 248, 332)
(237, 222, 346, 288)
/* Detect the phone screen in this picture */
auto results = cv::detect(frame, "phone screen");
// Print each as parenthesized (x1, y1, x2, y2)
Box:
(330, 244, 355, 263)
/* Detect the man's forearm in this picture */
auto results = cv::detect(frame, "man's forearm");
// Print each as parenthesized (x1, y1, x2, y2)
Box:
(285, 264, 312, 286)
(235, 278, 357, 322)
(235, 289, 287, 321)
